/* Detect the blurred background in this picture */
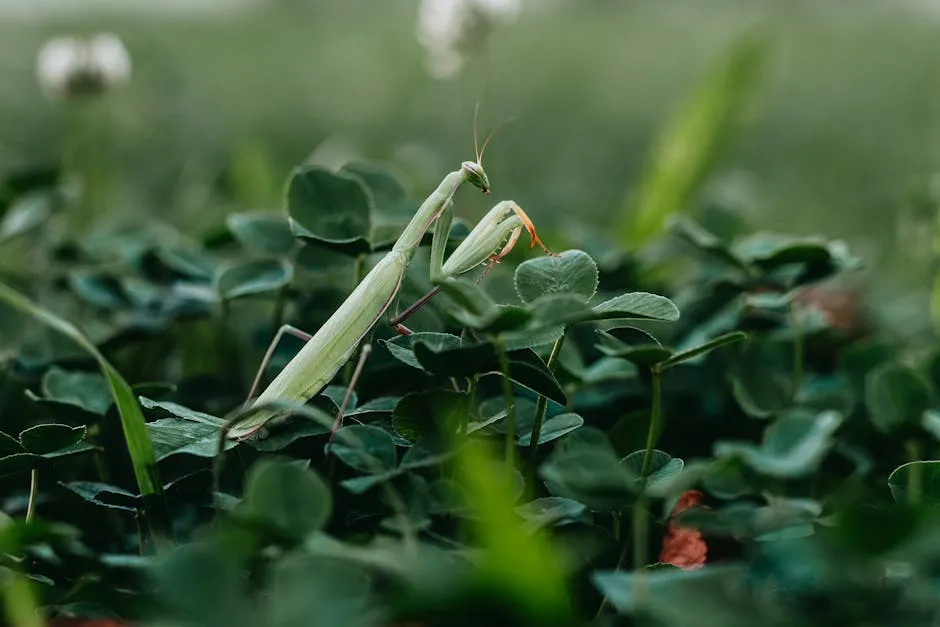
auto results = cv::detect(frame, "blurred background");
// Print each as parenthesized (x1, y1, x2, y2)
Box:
(2, 0, 940, 328)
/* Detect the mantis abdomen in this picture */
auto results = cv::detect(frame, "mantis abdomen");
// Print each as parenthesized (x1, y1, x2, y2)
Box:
(231, 251, 408, 439)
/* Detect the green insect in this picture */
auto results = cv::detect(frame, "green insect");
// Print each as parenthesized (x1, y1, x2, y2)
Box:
(228, 117, 552, 441)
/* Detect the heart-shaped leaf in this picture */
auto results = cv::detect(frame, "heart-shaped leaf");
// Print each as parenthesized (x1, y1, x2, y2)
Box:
(241, 458, 332, 541)
(288, 166, 373, 255)
(514, 249, 599, 304)
(19, 424, 86, 456)
(215, 259, 293, 301)
(227, 211, 296, 256)
(41, 367, 112, 416)
(518, 412, 583, 446)
(865, 362, 932, 433)
(330, 425, 397, 474)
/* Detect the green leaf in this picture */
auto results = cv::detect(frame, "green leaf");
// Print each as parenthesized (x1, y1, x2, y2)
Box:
(659, 331, 747, 370)
(60, 481, 138, 512)
(514, 249, 599, 304)
(515, 497, 590, 528)
(620, 29, 768, 247)
(0, 432, 24, 458)
(19, 424, 85, 456)
(621, 449, 685, 495)
(887, 461, 940, 505)
(518, 412, 583, 446)
(392, 390, 469, 442)
(41, 367, 112, 416)
(729, 339, 793, 418)
(226, 211, 296, 256)
(382, 332, 462, 371)
(67, 271, 130, 310)
(265, 552, 374, 627)
(0, 453, 45, 477)
(0, 282, 163, 502)
(865, 362, 933, 433)
(153, 244, 217, 281)
(139, 398, 233, 461)
(215, 259, 293, 301)
(592, 292, 680, 322)
(456, 439, 573, 623)
(539, 428, 637, 511)
(592, 565, 749, 622)
(242, 459, 332, 541)
(288, 166, 373, 255)
(671, 216, 749, 272)
(595, 326, 673, 367)
(714, 410, 843, 478)
(330, 425, 397, 474)
(0, 191, 54, 243)
(150, 542, 248, 627)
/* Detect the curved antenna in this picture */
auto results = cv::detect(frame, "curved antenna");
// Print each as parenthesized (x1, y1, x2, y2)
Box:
(473, 102, 482, 163)
(477, 115, 519, 166)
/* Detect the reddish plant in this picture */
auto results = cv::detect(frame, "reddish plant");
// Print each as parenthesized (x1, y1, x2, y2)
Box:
(659, 489, 708, 570)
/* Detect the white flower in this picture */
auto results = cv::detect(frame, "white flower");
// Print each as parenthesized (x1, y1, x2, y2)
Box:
(36, 32, 132, 100)
(416, 0, 521, 78)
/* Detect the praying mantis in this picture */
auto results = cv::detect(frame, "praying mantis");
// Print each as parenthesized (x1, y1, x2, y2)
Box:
(227, 121, 553, 441)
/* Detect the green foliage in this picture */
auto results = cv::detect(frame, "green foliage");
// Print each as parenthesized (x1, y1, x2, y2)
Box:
(1, 136, 936, 627)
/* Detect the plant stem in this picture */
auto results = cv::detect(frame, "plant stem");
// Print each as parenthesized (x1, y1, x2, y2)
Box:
(526, 332, 567, 484)
(906, 439, 922, 506)
(641, 366, 664, 476)
(345, 254, 368, 385)
(495, 339, 516, 474)
(25, 471, 38, 523)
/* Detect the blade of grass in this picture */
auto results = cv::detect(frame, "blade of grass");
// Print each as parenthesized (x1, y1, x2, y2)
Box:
(0, 281, 168, 542)
(620, 29, 770, 248)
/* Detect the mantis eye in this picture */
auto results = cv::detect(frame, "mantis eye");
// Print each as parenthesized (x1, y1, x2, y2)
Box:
(461, 161, 491, 195)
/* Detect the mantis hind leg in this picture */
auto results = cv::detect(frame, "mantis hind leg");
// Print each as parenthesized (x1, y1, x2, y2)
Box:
(246, 324, 314, 403)
(328, 343, 373, 444)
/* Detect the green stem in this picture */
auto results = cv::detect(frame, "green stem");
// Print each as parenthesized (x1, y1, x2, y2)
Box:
(526, 331, 567, 484)
(906, 439, 922, 506)
(641, 366, 664, 476)
(25, 470, 38, 523)
(495, 339, 516, 474)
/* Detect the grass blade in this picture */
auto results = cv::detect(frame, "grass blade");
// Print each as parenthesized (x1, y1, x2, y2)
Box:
(620, 30, 770, 248)
(0, 282, 166, 519)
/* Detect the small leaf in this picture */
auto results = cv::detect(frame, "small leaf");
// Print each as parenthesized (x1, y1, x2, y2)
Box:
(215, 259, 293, 301)
(865, 362, 933, 433)
(515, 497, 590, 528)
(382, 332, 462, 370)
(621, 449, 685, 495)
(242, 459, 332, 540)
(518, 413, 583, 446)
(19, 424, 86, 456)
(592, 292, 680, 322)
(60, 481, 138, 512)
(539, 428, 637, 511)
(888, 461, 940, 504)
(0, 432, 24, 458)
(227, 211, 296, 256)
(514, 249, 599, 304)
(288, 166, 373, 255)
(67, 272, 130, 310)
(659, 331, 747, 370)
(392, 390, 469, 442)
(330, 425, 397, 474)
(41, 367, 112, 416)
(714, 410, 843, 478)
(595, 326, 673, 367)
(0, 453, 45, 477)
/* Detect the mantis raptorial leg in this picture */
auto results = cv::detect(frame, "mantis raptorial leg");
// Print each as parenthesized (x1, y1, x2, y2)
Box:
(229, 125, 554, 441)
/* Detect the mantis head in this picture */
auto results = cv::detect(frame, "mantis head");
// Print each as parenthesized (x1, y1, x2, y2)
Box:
(461, 160, 491, 195)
